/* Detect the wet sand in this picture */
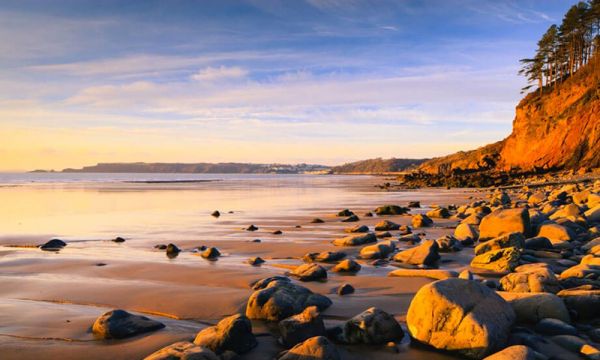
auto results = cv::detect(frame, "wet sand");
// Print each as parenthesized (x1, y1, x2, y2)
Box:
(0, 175, 484, 359)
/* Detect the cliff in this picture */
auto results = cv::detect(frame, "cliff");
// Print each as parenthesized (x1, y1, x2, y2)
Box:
(418, 55, 600, 175)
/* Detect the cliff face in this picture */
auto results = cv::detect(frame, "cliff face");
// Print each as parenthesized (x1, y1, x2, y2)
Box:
(419, 56, 600, 175)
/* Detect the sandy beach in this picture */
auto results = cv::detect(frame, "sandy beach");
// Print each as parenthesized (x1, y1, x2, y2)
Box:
(0, 174, 480, 359)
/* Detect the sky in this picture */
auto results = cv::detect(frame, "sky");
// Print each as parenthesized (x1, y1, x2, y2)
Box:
(0, 0, 575, 171)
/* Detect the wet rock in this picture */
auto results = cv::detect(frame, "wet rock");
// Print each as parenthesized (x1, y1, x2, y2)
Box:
(332, 259, 361, 273)
(374, 205, 408, 215)
(408, 201, 421, 208)
(39, 238, 67, 251)
(482, 345, 540, 360)
(393, 240, 439, 266)
(332, 233, 377, 246)
(166, 243, 181, 258)
(144, 341, 219, 360)
(376, 231, 393, 238)
(154, 244, 167, 250)
(337, 209, 354, 217)
(92, 309, 165, 339)
(246, 225, 258, 231)
(426, 207, 450, 218)
(551, 334, 587, 353)
(311, 218, 325, 224)
(341, 307, 403, 344)
(201, 247, 221, 259)
(303, 251, 346, 263)
(112, 236, 126, 243)
(388, 268, 457, 280)
(479, 208, 532, 241)
(246, 277, 332, 321)
(475, 232, 525, 255)
(341, 215, 359, 222)
(344, 224, 369, 233)
(374, 220, 400, 231)
(470, 247, 521, 272)
(407, 278, 515, 359)
(273, 230, 283, 235)
(535, 318, 577, 336)
(454, 223, 479, 242)
(194, 313, 257, 354)
(211, 210, 221, 218)
(411, 214, 433, 228)
(498, 292, 570, 323)
(276, 336, 341, 360)
(290, 263, 327, 282)
(337, 283, 355, 295)
(248, 257, 265, 266)
(364, 211, 373, 217)
(278, 306, 326, 347)
(359, 241, 395, 259)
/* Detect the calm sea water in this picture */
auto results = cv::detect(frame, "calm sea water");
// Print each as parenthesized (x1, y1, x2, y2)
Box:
(0, 172, 464, 245)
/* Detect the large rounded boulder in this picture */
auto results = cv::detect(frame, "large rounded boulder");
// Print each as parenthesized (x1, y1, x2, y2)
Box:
(479, 208, 531, 241)
(406, 278, 515, 359)
(193, 313, 257, 354)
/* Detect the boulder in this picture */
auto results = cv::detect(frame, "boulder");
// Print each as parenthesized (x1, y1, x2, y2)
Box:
(246, 277, 332, 321)
(39, 238, 67, 251)
(248, 257, 265, 266)
(559, 264, 600, 279)
(311, 218, 325, 224)
(435, 235, 462, 252)
(166, 243, 181, 257)
(406, 279, 515, 359)
(498, 292, 570, 323)
(374, 205, 408, 215)
(470, 247, 521, 272)
(482, 345, 540, 360)
(331, 259, 361, 273)
(278, 306, 326, 347)
(193, 314, 257, 354)
(393, 240, 439, 266)
(454, 223, 479, 242)
(144, 341, 219, 360)
(499, 266, 561, 293)
(412, 214, 433, 228)
(344, 224, 369, 233)
(524, 237, 553, 250)
(92, 309, 165, 339)
(408, 201, 421, 208)
(332, 233, 377, 246)
(474, 233, 525, 255)
(290, 263, 327, 282)
(276, 336, 341, 360)
(359, 241, 394, 259)
(585, 205, 600, 223)
(374, 220, 400, 231)
(388, 268, 457, 280)
(201, 247, 221, 259)
(426, 207, 450, 218)
(534, 318, 577, 336)
(337, 209, 354, 217)
(341, 215, 359, 222)
(557, 288, 600, 319)
(341, 307, 403, 344)
(479, 208, 531, 241)
(461, 213, 483, 225)
(246, 225, 258, 231)
(337, 283, 355, 296)
(549, 204, 581, 220)
(303, 251, 346, 263)
(537, 223, 575, 245)
(211, 210, 221, 218)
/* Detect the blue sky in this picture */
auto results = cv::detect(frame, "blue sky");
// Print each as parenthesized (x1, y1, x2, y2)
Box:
(0, 0, 575, 170)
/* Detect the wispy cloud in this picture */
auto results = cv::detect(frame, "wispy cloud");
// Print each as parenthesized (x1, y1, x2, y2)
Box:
(190, 66, 248, 82)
